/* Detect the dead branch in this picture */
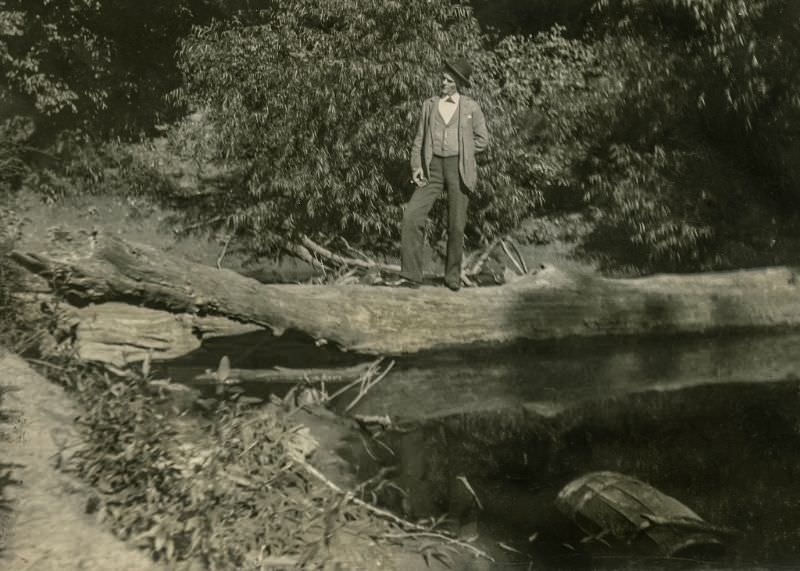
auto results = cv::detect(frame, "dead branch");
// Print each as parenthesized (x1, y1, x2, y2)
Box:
(379, 532, 493, 562)
(296, 459, 494, 563)
(465, 237, 503, 276)
(287, 242, 328, 272)
(337, 237, 375, 264)
(500, 239, 525, 275)
(456, 475, 484, 510)
(507, 237, 529, 274)
(459, 272, 476, 288)
(300, 235, 400, 273)
(191, 361, 377, 386)
(324, 359, 385, 403)
(344, 360, 395, 413)
(216, 234, 232, 270)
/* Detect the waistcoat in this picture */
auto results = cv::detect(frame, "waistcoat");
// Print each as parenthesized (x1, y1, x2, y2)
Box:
(432, 105, 459, 157)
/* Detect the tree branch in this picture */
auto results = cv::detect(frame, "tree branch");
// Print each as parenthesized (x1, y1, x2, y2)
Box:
(500, 239, 525, 275)
(465, 237, 503, 276)
(300, 235, 400, 273)
(296, 459, 494, 563)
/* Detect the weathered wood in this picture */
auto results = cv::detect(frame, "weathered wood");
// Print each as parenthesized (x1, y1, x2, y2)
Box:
(556, 471, 729, 559)
(191, 361, 375, 385)
(11, 229, 800, 354)
(71, 302, 261, 366)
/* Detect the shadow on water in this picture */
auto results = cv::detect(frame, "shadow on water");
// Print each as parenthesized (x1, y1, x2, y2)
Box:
(377, 380, 800, 569)
(160, 328, 368, 386)
(349, 329, 800, 421)
(163, 328, 800, 569)
(165, 327, 800, 421)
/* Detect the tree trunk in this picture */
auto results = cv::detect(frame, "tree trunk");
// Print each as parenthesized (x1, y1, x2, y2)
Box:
(11, 229, 800, 355)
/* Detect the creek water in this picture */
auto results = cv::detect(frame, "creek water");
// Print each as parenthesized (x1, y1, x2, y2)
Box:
(164, 329, 800, 569)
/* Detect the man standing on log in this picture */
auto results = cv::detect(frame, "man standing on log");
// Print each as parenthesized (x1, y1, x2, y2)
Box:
(394, 57, 490, 291)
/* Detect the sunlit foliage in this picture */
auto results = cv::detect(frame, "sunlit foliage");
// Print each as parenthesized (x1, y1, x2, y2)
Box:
(170, 1, 622, 259)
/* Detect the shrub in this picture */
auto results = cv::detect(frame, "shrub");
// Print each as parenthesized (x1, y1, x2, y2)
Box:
(59, 359, 460, 569)
(167, 2, 623, 260)
(583, 0, 800, 270)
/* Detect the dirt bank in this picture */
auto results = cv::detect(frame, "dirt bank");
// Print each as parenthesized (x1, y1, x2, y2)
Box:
(0, 349, 165, 571)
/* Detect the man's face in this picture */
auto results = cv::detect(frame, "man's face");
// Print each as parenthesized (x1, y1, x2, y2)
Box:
(440, 72, 457, 97)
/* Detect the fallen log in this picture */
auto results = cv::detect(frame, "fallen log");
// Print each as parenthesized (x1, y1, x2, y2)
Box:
(190, 361, 376, 386)
(11, 228, 800, 354)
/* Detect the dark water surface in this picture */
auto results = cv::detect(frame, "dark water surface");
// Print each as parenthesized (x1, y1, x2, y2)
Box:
(165, 328, 800, 420)
(164, 329, 800, 569)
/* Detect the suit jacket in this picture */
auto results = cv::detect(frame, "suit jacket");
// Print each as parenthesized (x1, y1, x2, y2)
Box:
(410, 94, 489, 191)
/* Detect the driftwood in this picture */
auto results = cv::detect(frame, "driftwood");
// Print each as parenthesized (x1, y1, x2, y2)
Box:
(11, 228, 800, 355)
(191, 361, 376, 386)
(556, 471, 729, 559)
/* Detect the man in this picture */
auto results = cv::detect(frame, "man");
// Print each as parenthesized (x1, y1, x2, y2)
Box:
(396, 57, 490, 291)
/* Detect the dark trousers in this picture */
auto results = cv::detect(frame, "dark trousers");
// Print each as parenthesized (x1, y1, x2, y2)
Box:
(401, 156, 468, 286)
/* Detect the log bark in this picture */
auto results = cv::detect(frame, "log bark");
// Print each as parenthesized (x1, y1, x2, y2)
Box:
(11, 229, 800, 354)
(70, 302, 262, 367)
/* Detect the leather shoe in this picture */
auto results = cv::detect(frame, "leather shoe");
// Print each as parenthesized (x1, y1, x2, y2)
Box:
(444, 280, 461, 292)
(391, 278, 421, 289)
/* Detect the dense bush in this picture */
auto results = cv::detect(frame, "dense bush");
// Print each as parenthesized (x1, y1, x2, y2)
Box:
(0, 1, 110, 121)
(581, 0, 800, 270)
(164, 1, 624, 260)
(7, 0, 800, 271)
(0, 0, 227, 140)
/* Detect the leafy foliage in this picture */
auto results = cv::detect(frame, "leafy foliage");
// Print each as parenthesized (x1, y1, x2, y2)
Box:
(19, 131, 172, 204)
(55, 358, 447, 570)
(582, 0, 800, 269)
(595, 0, 800, 125)
(161, 2, 625, 262)
(0, 116, 34, 186)
(0, 1, 110, 119)
(8, 0, 800, 272)
(171, 0, 479, 256)
(0, 0, 226, 139)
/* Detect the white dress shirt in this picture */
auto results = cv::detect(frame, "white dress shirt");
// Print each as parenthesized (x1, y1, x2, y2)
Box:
(438, 93, 460, 124)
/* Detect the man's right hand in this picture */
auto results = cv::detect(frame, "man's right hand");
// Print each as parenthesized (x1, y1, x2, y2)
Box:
(412, 168, 427, 186)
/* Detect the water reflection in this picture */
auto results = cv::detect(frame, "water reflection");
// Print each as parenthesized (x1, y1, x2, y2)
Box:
(163, 328, 800, 420)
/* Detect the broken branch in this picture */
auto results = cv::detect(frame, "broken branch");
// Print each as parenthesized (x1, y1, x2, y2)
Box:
(500, 239, 525, 275)
(344, 359, 395, 413)
(301, 235, 400, 273)
(295, 459, 494, 562)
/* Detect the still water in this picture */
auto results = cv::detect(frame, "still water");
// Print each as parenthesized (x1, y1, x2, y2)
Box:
(165, 328, 800, 420)
(164, 329, 800, 569)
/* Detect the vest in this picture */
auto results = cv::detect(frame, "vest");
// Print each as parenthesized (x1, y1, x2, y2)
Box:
(432, 104, 459, 157)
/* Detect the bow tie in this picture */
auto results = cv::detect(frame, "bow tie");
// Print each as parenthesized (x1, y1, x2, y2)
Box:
(443, 96, 455, 104)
